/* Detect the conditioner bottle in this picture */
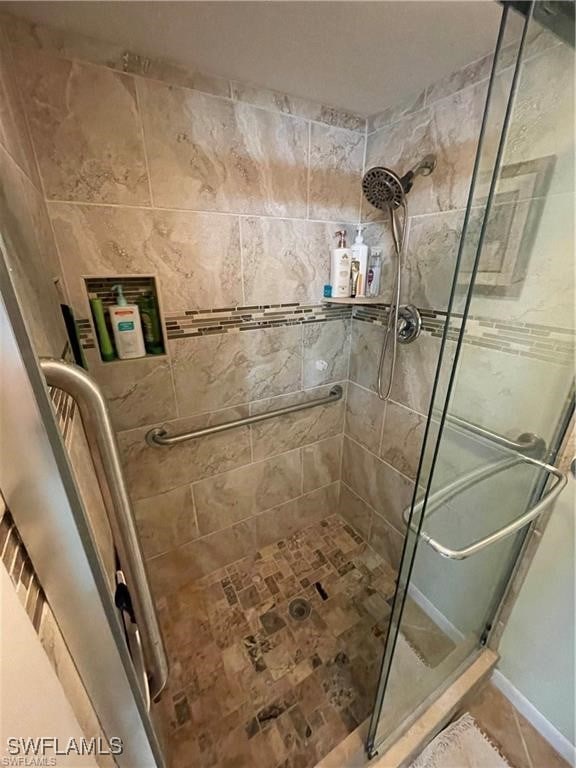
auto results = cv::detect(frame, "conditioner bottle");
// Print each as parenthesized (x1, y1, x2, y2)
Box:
(330, 230, 352, 298)
(109, 285, 146, 360)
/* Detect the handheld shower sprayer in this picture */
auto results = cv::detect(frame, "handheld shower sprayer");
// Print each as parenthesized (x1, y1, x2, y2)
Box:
(361, 154, 436, 400)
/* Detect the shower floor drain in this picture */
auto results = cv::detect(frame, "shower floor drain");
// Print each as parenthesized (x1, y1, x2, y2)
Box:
(288, 598, 311, 621)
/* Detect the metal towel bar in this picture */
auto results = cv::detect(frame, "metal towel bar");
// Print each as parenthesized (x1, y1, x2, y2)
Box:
(443, 412, 546, 455)
(40, 359, 168, 703)
(403, 454, 567, 560)
(146, 384, 343, 448)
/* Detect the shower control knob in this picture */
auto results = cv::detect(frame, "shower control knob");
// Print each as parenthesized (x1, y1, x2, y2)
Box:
(397, 305, 422, 344)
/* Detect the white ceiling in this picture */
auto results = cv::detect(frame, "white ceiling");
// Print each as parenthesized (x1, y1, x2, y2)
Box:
(1, 1, 507, 115)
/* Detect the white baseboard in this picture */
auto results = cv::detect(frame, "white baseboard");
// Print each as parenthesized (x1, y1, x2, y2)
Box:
(405, 586, 575, 765)
(407, 584, 465, 644)
(492, 669, 576, 766)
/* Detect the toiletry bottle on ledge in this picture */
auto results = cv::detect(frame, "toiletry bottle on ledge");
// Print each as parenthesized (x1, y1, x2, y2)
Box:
(331, 230, 351, 298)
(90, 296, 116, 362)
(350, 259, 360, 298)
(109, 284, 146, 359)
(367, 249, 382, 297)
(351, 225, 369, 297)
(139, 291, 164, 354)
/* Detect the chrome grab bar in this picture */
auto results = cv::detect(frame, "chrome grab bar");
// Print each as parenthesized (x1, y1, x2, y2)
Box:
(40, 359, 168, 702)
(146, 384, 343, 447)
(403, 454, 567, 561)
(442, 411, 546, 455)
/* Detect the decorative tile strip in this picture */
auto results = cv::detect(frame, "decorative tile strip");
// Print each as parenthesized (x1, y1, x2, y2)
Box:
(77, 297, 573, 366)
(85, 276, 156, 308)
(352, 304, 574, 366)
(76, 318, 96, 350)
(164, 302, 352, 339)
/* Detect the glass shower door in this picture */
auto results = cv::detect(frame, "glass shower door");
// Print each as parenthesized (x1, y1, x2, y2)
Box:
(367, 1, 574, 756)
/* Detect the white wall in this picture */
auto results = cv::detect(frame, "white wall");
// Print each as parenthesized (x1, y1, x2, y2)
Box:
(498, 475, 575, 749)
(0, 567, 98, 766)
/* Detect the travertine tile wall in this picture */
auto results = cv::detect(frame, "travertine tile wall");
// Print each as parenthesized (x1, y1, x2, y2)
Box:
(4, 11, 571, 600)
(338, 51, 492, 565)
(2, 12, 365, 597)
(0, 18, 67, 358)
(338, 25, 574, 565)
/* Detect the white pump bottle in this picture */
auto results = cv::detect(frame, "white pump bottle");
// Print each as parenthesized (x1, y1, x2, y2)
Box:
(108, 284, 146, 360)
(351, 225, 369, 298)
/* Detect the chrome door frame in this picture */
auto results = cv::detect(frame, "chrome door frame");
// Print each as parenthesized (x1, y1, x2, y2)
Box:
(0, 246, 165, 767)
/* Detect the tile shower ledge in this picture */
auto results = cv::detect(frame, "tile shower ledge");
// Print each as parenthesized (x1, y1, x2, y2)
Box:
(324, 298, 385, 305)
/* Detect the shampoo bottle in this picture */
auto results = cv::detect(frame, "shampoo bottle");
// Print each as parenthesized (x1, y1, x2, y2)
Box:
(367, 249, 383, 297)
(90, 296, 116, 362)
(350, 225, 369, 297)
(331, 230, 352, 298)
(109, 285, 146, 360)
(139, 292, 164, 355)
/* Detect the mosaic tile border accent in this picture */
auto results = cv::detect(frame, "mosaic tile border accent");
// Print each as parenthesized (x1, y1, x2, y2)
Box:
(351, 304, 574, 367)
(438, 316, 574, 367)
(164, 302, 351, 339)
(76, 297, 573, 367)
(85, 276, 157, 309)
(76, 318, 96, 350)
(76, 302, 352, 348)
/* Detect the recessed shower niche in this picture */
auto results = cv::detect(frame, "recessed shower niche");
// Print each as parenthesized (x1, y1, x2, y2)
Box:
(85, 275, 166, 362)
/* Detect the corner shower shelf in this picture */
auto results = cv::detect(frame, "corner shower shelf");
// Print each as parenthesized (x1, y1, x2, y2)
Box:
(322, 297, 384, 305)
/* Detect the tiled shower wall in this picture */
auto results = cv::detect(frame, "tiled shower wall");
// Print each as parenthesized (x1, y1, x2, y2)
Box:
(2, 12, 368, 597)
(0, 20, 66, 358)
(338, 51, 495, 567)
(338, 25, 575, 569)
(3, 12, 572, 606)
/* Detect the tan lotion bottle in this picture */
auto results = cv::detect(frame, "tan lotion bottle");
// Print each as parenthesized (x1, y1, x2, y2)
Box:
(331, 230, 352, 298)
(109, 284, 146, 359)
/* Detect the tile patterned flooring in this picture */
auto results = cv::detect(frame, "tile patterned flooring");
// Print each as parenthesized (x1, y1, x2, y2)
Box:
(153, 513, 399, 768)
(468, 684, 571, 768)
(152, 511, 567, 768)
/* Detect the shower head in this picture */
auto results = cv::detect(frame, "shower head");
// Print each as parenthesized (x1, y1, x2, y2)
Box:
(361, 166, 406, 211)
(361, 154, 437, 210)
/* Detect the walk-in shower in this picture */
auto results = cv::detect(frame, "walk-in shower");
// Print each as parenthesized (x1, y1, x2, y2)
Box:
(362, 155, 437, 400)
(0, 1, 573, 767)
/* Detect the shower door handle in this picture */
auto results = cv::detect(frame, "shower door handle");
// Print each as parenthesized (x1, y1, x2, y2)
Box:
(40, 359, 168, 701)
(404, 455, 567, 561)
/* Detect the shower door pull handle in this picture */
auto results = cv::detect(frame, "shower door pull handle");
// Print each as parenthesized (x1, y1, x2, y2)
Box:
(405, 455, 567, 561)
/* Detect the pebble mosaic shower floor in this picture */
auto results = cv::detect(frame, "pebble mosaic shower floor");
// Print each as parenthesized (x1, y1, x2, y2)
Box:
(152, 514, 453, 768)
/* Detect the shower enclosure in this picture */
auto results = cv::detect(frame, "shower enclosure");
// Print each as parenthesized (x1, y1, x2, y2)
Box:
(366, 2, 574, 757)
(0, 1, 573, 766)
